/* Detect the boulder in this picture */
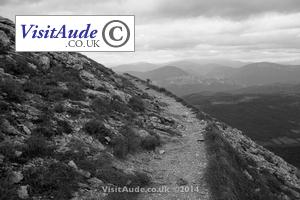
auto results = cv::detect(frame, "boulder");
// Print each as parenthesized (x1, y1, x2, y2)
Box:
(112, 90, 131, 103)
(68, 160, 78, 170)
(137, 130, 151, 138)
(22, 125, 31, 135)
(10, 171, 23, 184)
(80, 70, 105, 89)
(243, 170, 253, 181)
(72, 64, 83, 70)
(87, 177, 104, 187)
(15, 151, 22, 157)
(17, 185, 29, 199)
(1, 119, 21, 135)
(78, 169, 91, 178)
(158, 150, 165, 155)
(27, 63, 37, 70)
(78, 182, 90, 189)
(0, 30, 10, 52)
(38, 55, 51, 70)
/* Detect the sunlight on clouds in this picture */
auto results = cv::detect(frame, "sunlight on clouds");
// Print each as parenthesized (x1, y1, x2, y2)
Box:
(1, 0, 300, 65)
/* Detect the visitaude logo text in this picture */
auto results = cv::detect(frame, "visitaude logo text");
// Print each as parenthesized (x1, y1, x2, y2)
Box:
(15, 15, 135, 52)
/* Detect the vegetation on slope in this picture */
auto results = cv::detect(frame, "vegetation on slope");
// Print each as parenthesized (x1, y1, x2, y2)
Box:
(0, 17, 170, 200)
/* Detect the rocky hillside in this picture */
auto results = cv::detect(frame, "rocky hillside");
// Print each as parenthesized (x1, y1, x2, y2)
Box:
(205, 121, 300, 200)
(0, 17, 179, 200)
(2, 16, 300, 200)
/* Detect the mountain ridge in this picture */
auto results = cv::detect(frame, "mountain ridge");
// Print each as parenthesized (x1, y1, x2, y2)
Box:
(121, 61, 300, 96)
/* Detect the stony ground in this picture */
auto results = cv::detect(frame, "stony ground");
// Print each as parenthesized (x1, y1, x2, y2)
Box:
(132, 84, 211, 200)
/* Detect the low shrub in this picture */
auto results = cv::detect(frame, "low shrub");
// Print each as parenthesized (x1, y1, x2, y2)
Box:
(23, 78, 47, 96)
(112, 137, 128, 159)
(113, 126, 160, 158)
(92, 97, 137, 119)
(23, 76, 85, 102)
(0, 141, 22, 163)
(134, 171, 151, 186)
(121, 126, 141, 153)
(0, 169, 18, 200)
(0, 55, 36, 76)
(158, 87, 167, 93)
(23, 135, 54, 158)
(34, 110, 53, 126)
(141, 135, 160, 150)
(118, 76, 135, 89)
(32, 126, 57, 138)
(112, 126, 144, 159)
(0, 101, 10, 113)
(65, 82, 85, 101)
(56, 148, 112, 176)
(140, 92, 151, 99)
(91, 98, 111, 115)
(0, 79, 26, 103)
(49, 66, 81, 83)
(110, 98, 133, 115)
(96, 86, 110, 92)
(53, 103, 64, 113)
(66, 107, 81, 117)
(128, 96, 145, 112)
(57, 120, 72, 134)
(23, 162, 83, 199)
(47, 88, 69, 101)
(77, 153, 112, 176)
(83, 119, 111, 143)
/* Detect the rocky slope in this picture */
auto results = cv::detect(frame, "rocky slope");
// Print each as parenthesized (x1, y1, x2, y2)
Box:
(0, 16, 182, 200)
(204, 121, 300, 200)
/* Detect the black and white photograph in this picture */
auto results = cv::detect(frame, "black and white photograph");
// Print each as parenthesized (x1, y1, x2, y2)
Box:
(1, 0, 300, 199)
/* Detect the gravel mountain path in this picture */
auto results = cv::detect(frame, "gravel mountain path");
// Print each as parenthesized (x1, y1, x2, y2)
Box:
(134, 84, 211, 200)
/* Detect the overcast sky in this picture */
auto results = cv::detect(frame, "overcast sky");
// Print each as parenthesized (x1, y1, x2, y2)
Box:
(1, 0, 300, 66)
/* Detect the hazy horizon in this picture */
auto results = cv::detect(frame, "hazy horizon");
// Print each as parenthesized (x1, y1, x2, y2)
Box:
(109, 59, 300, 68)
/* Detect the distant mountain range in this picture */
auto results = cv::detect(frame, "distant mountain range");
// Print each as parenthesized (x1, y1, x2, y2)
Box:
(227, 62, 300, 86)
(128, 66, 192, 85)
(113, 59, 247, 72)
(113, 62, 160, 72)
(130, 66, 188, 81)
(115, 61, 300, 96)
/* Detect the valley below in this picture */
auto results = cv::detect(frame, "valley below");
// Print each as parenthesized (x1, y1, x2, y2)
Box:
(183, 92, 300, 168)
(118, 60, 300, 170)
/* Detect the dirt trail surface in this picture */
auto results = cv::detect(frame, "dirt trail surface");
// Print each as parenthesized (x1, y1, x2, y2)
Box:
(133, 83, 211, 200)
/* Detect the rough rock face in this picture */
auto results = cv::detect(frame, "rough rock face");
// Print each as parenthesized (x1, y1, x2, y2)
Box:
(0, 16, 172, 200)
(212, 121, 300, 200)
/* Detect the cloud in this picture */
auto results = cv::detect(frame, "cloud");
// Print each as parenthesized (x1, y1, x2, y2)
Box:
(2, 0, 300, 20)
(135, 13, 300, 50)
(1, 0, 300, 65)
(151, 0, 300, 19)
